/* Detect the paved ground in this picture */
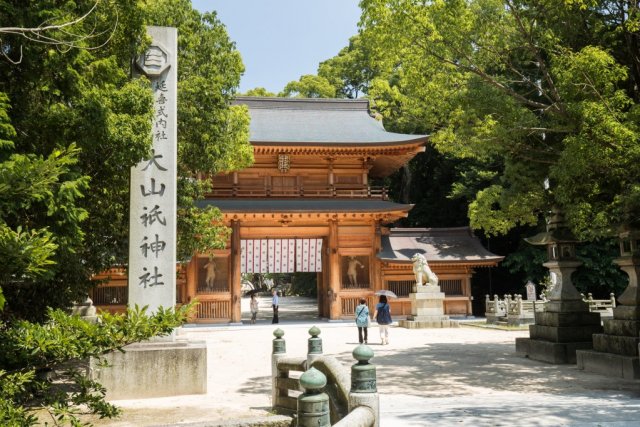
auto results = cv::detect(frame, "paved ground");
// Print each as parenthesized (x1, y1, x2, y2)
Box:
(89, 296, 640, 426)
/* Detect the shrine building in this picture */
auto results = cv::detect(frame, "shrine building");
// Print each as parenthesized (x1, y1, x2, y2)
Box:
(92, 97, 502, 322)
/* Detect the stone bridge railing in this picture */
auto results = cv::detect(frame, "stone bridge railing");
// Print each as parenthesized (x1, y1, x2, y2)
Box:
(486, 293, 617, 325)
(271, 326, 378, 427)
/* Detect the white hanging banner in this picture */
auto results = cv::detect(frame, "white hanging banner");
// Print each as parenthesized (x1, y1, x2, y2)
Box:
(240, 239, 248, 273)
(240, 238, 322, 273)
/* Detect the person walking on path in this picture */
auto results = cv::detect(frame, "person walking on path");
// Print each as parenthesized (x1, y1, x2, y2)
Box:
(271, 289, 279, 324)
(250, 294, 259, 324)
(355, 298, 370, 344)
(373, 295, 392, 345)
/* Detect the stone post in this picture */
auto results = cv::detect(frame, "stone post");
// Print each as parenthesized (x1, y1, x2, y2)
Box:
(349, 345, 379, 427)
(297, 367, 330, 427)
(271, 328, 287, 407)
(307, 326, 323, 366)
(576, 230, 640, 378)
(128, 26, 177, 316)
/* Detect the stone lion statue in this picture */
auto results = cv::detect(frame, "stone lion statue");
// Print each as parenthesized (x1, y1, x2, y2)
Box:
(411, 253, 438, 286)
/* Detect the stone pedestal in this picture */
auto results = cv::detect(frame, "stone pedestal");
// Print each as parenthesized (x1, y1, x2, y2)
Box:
(71, 296, 98, 323)
(91, 338, 207, 399)
(516, 260, 602, 364)
(399, 284, 458, 328)
(576, 255, 640, 378)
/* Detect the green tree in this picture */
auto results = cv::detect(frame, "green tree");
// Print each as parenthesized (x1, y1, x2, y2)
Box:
(317, 35, 376, 99)
(0, 0, 253, 317)
(280, 74, 337, 98)
(243, 87, 277, 97)
(359, 0, 640, 239)
(0, 0, 154, 319)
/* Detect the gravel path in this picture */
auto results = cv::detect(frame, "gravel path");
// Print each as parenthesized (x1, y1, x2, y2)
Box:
(87, 297, 640, 426)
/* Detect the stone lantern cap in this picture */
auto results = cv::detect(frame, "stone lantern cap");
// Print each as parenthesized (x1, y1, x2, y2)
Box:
(525, 206, 579, 245)
(524, 227, 579, 245)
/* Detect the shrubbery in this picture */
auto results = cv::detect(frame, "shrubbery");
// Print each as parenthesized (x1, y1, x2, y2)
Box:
(0, 304, 192, 426)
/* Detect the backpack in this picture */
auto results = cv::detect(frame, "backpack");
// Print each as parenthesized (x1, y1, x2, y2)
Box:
(355, 305, 369, 326)
(376, 303, 392, 325)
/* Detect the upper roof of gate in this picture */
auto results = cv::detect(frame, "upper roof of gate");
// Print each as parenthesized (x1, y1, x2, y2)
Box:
(233, 97, 428, 146)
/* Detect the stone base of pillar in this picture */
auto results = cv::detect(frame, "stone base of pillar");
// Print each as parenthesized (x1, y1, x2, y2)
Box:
(576, 349, 640, 379)
(399, 318, 459, 329)
(515, 301, 602, 364)
(515, 337, 594, 364)
(575, 305, 640, 378)
(91, 339, 207, 399)
(399, 284, 456, 328)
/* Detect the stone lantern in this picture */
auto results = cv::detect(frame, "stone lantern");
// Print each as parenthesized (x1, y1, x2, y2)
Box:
(516, 206, 602, 364)
(524, 207, 583, 307)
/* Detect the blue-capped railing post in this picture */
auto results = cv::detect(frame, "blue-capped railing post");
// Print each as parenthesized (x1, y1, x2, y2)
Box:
(307, 325, 323, 366)
(271, 328, 286, 408)
(349, 344, 379, 426)
(297, 367, 330, 427)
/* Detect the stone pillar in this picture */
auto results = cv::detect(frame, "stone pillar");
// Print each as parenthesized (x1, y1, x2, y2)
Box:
(94, 26, 207, 400)
(307, 326, 323, 366)
(230, 219, 241, 323)
(128, 25, 177, 315)
(271, 328, 287, 407)
(576, 231, 640, 378)
(297, 367, 330, 427)
(349, 345, 379, 427)
(516, 259, 602, 364)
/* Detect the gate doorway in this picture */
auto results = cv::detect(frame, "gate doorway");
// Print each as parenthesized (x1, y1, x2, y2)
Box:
(240, 272, 320, 323)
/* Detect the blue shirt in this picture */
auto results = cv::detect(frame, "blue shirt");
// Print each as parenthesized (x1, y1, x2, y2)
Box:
(272, 293, 279, 306)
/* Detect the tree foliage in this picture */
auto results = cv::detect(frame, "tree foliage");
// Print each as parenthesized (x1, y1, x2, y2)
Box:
(0, 0, 252, 319)
(358, 0, 640, 239)
(280, 74, 337, 98)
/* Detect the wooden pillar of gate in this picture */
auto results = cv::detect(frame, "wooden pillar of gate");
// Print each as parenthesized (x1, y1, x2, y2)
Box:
(372, 221, 383, 293)
(230, 219, 241, 323)
(328, 219, 340, 319)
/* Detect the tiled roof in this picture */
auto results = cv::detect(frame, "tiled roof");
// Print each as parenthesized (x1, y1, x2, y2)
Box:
(233, 97, 427, 145)
(378, 227, 503, 265)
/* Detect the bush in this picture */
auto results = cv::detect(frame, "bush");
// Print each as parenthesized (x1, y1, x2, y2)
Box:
(0, 303, 192, 426)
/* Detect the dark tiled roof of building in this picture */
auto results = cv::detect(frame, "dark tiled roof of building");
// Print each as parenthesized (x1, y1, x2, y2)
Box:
(196, 198, 413, 213)
(378, 227, 503, 265)
(233, 97, 428, 145)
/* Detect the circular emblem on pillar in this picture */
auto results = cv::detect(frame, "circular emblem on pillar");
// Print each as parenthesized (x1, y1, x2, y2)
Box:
(136, 43, 171, 77)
